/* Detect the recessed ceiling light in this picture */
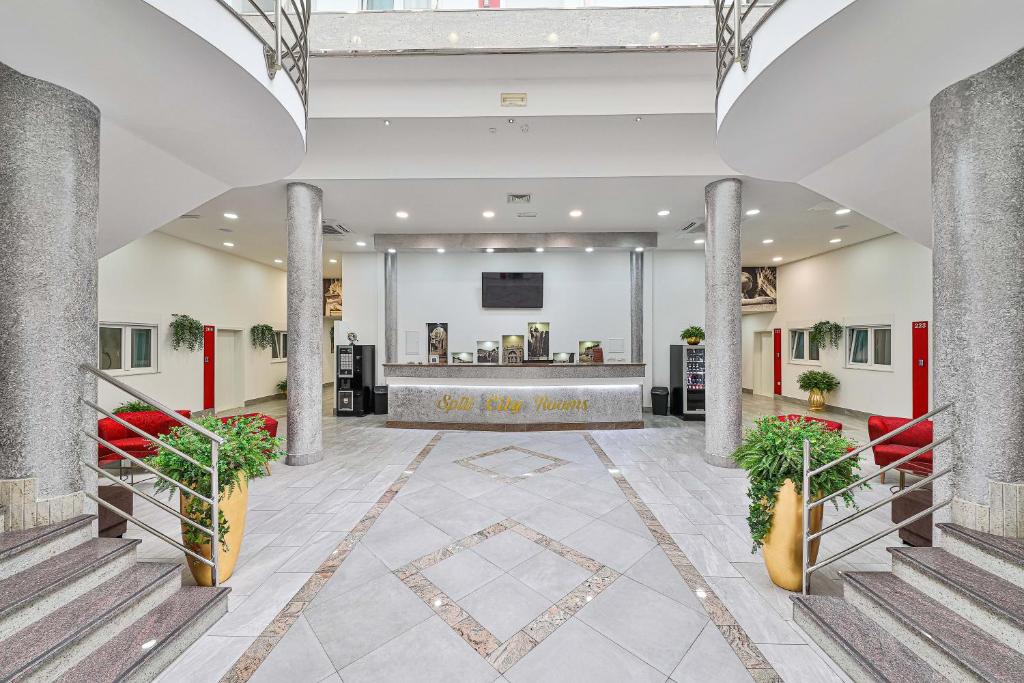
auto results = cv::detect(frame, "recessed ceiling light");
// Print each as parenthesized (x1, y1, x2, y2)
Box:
(395, 211, 409, 219)
(773, 256, 783, 262)
(274, 258, 283, 263)
(436, 248, 445, 254)
(569, 209, 582, 218)
(835, 208, 852, 215)
(355, 241, 366, 247)
(657, 210, 670, 217)
(745, 209, 760, 216)
(482, 210, 495, 218)
(387, 248, 396, 253)
(830, 238, 842, 244)
(634, 247, 644, 252)
(486, 248, 495, 253)
(328, 258, 337, 263)
(223, 212, 238, 220)
(585, 247, 594, 253)
(447, 32, 459, 43)
(383, 119, 391, 126)
(535, 247, 544, 253)
(694, 238, 705, 245)
(222, 242, 234, 247)
(547, 32, 559, 43)
(762, 238, 774, 244)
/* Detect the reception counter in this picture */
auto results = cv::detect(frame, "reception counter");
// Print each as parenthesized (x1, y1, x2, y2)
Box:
(383, 363, 645, 431)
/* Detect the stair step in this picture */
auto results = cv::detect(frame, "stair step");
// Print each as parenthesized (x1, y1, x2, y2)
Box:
(792, 595, 944, 682)
(0, 537, 139, 639)
(0, 515, 95, 582)
(938, 523, 1024, 588)
(57, 585, 230, 683)
(890, 546, 1024, 651)
(0, 562, 182, 681)
(844, 571, 1024, 682)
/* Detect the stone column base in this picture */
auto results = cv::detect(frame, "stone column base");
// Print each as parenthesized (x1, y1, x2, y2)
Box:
(0, 478, 85, 532)
(951, 480, 1024, 538)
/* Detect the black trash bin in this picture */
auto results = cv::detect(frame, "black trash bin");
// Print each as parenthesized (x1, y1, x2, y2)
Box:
(651, 386, 669, 416)
(373, 385, 389, 415)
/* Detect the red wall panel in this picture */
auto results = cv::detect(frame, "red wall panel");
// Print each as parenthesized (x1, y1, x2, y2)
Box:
(773, 328, 783, 395)
(203, 325, 215, 411)
(912, 321, 929, 418)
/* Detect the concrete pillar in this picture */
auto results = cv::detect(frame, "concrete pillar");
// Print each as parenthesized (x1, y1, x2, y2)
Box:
(0, 63, 98, 530)
(285, 183, 324, 466)
(933, 47, 1024, 538)
(384, 250, 398, 364)
(630, 251, 644, 363)
(704, 179, 743, 468)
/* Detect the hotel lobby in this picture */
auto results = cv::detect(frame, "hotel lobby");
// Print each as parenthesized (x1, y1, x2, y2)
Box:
(2, 2, 1024, 682)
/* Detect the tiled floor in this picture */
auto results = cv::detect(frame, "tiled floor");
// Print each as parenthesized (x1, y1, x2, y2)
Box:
(125, 392, 902, 683)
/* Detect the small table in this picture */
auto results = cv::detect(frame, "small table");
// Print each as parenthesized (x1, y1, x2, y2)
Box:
(98, 485, 134, 538)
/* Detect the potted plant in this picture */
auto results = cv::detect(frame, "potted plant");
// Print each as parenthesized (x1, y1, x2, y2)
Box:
(797, 370, 839, 411)
(112, 400, 158, 415)
(169, 314, 204, 352)
(276, 378, 287, 399)
(680, 326, 705, 345)
(732, 416, 861, 591)
(250, 324, 275, 351)
(151, 415, 281, 585)
(809, 321, 843, 351)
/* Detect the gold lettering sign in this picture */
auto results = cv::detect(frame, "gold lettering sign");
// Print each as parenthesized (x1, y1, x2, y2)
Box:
(432, 393, 589, 414)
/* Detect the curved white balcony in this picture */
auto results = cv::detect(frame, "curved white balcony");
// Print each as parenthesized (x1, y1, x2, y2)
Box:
(714, 0, 1024, 245)
(0, 0, 309, 255)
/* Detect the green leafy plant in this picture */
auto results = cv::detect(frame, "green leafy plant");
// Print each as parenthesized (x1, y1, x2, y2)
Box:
(276, 378, 287, 395)
(809, 321, 843, 350)
(732, 417, 863, 550)
(169, 314, 204, 352)
(250, 324, 275, 350)
(680, 325, 705, 341)
(797, 370, 840, 393)
(151, 416, 281, 549)
(112, 400, 158, 415)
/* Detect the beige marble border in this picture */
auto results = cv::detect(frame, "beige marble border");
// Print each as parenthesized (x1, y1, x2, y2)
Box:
(454, 445, 570, 484)
(581, 433, 783, 683)
(952, 480, 1024, 538)
(0, 478, 85, 532)
(396, 518, 619, 674)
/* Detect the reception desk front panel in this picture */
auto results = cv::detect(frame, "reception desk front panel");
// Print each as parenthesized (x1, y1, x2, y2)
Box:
(383, 364, 644, 431)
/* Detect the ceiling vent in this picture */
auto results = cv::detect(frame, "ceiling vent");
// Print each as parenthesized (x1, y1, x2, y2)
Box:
(179, 213, 200, 220)
(507, 194, 531, 204)
(806, 200, 841, 213)
(500, 92, 527, 107)
(516, 212, 538, 218)
(676, 217, 706, 235)
(322, 220, 351, 236)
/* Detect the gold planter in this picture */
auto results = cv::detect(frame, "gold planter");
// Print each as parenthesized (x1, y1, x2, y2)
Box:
(762, 479, 823, 592)
(180, 476, 248, 586)
(685, 337, 702, 345)
(807, 388, 827, 411)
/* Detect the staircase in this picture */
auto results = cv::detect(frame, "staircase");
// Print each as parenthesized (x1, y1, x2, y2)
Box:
(0, 514, 228, 682)
(793, 524, 1024, 682)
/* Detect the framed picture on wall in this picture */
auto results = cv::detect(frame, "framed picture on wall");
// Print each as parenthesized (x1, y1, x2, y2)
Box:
(451, 352, 474, 364)
(552, 352, 575, 364)
(502, 335, 524, 364)
(741, 266, 777, 313)
(427, 323, 448, 365)
(476, 340, 500, 364)
(323, 278, 343, 318)
(527, 322, 550, 360)
(579, 340, 603, 364)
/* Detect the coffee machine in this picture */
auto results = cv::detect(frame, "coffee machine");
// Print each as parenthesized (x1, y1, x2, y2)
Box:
(335, 344, 375, 416)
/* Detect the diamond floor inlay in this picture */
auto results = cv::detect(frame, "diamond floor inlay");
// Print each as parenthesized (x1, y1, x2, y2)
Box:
(454, 445, 570, 483)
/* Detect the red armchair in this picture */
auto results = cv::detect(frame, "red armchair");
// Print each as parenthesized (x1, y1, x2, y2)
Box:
(867, 415, 933, 484)
(97, 410, 193, 466)
(778, 414, 843, 433)
(222, 412, 278, 437)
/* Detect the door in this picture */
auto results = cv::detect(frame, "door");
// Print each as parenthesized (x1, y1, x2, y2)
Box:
(754, 331, 774, 397)
(203, 325, 215, 411)
(912, 321, 929, 418)
(773, 328, 783, 395)
(215, 329, 244, 413)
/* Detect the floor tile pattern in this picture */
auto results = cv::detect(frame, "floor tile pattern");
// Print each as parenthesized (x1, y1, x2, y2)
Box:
(454, 445, 569, 484)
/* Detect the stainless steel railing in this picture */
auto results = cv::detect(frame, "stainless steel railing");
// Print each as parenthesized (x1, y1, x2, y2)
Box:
(217, 0, 311, 115)
(714, 0, 786, 91)
(80, 364, 226, 586)
(800, 403, 954, 595)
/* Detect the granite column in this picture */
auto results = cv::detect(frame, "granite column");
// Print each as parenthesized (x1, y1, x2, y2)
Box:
(629, 250, 644, 363)
(384, 250, 398, 364)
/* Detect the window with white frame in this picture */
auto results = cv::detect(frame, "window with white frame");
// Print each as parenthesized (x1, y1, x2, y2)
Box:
(789, 329, 820, 363)
(99, 323, 157, 373)
(847, 325, 892, 369)
(271, 331, 288, 361)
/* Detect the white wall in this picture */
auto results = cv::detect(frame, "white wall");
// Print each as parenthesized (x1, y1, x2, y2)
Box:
(327, 251, 383, 383)
(650, 250, 707, 392)
(740, 234, 932, 416)
(97, 231, 288, 412)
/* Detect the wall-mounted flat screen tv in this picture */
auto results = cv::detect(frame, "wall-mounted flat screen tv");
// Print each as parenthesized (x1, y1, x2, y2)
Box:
(482, 272, 544, 309)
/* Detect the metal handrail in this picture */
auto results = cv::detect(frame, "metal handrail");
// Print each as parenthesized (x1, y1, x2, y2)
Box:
(714, 0, 787, 91)
(215, 1, 311, 115)
(81, 363, 222, 585)
(800, 403, 954, 595)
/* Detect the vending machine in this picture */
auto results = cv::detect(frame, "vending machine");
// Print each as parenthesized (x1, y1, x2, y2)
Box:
(335, 345, 376, 417)
(669, 344, 706, 421)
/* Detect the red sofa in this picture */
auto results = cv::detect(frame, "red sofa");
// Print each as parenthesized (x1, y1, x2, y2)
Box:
(868, 415, 933, 482)
(778, 414, 843, 432)
(97, 410, 193, 465)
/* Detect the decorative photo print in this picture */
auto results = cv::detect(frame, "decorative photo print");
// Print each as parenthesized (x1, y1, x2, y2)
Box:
(451, 352, 474, 364)
(476, 340, 500, 364)
(578, 340, 603, 364)
(427, 323, 448, 365)
(502, 335, 525, 364)
(323, 278, 343, 318)
(741, 266, 777, 313)
(552, 352, 575, 364)
(527, 322, 550, 360)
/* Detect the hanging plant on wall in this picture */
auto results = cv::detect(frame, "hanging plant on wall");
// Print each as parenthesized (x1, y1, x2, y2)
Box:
(250, 324, 275, 351)
(809, 321, 843, 350)
(169, 314, 204, 352)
